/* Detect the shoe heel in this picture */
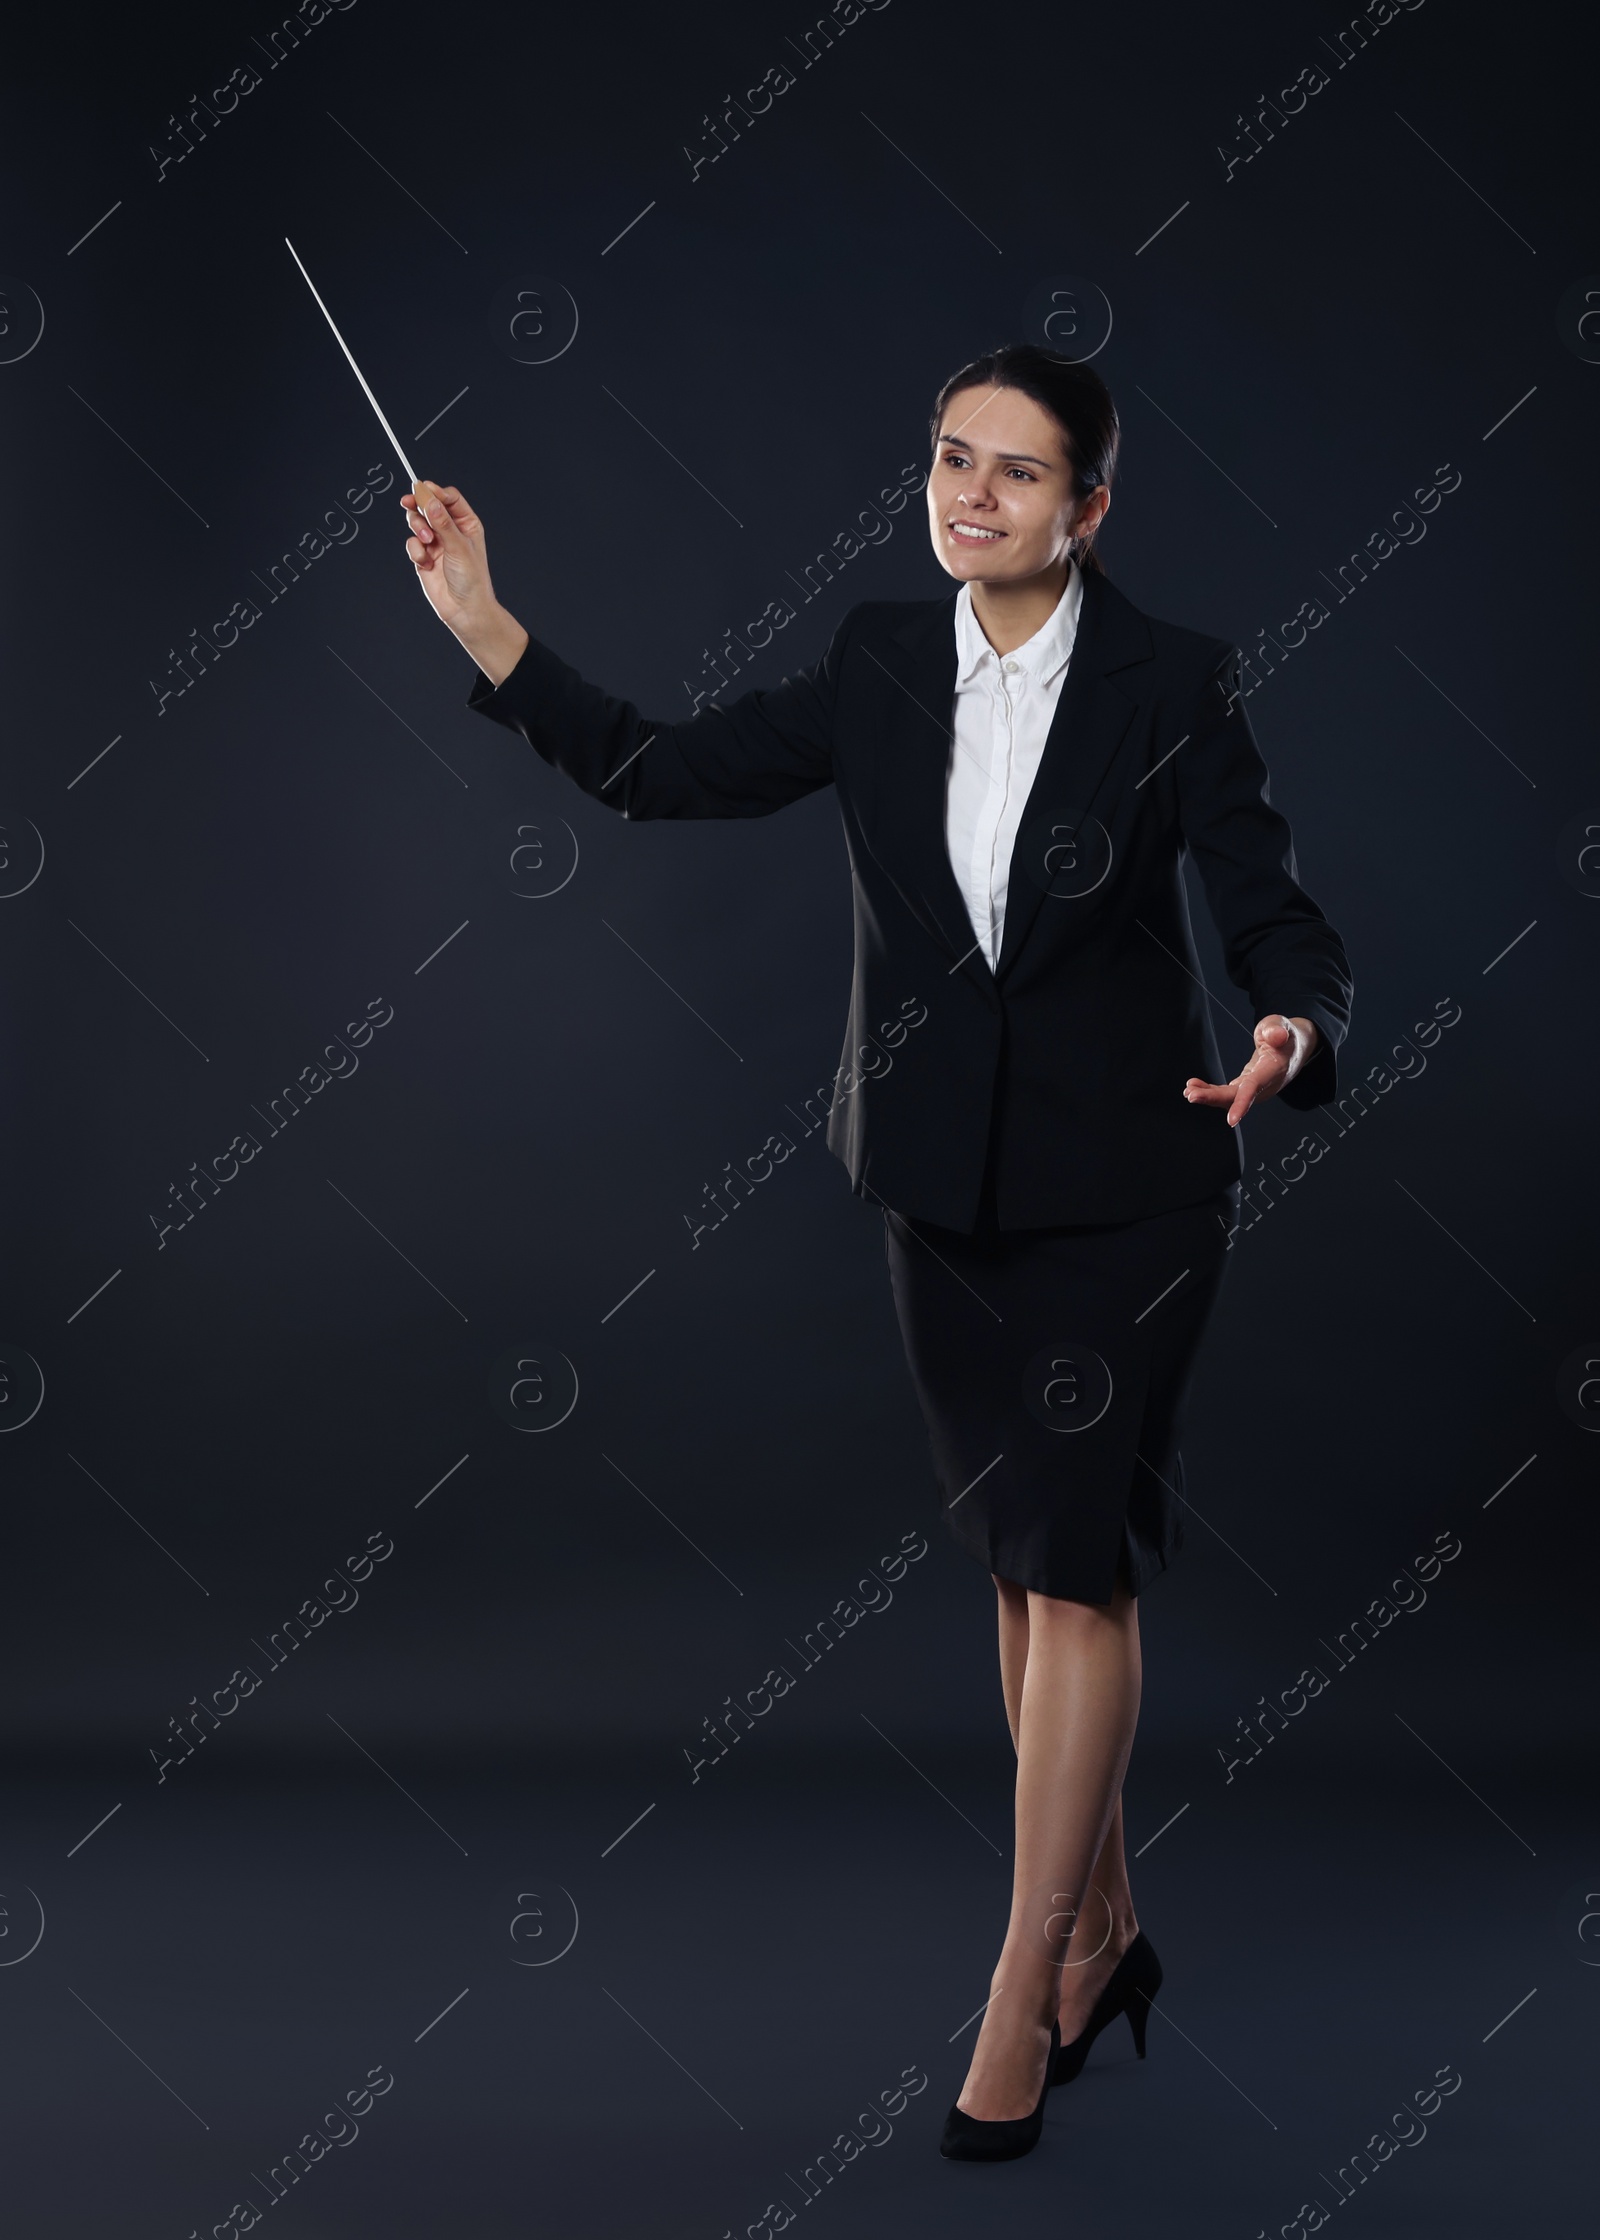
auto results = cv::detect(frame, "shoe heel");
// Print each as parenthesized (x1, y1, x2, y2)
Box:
(1128, 1993, 1150, 2059)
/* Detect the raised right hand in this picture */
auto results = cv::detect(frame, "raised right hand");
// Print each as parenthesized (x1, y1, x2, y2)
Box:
(400, 482, 528, 685)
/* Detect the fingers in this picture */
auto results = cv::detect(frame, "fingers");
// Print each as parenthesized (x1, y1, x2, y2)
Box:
(1184, 1071, 1256, 1126)
(1226, 1038, 1282, 1125)
(400, 491, 435, 547)
(1187, 1020, 1300, 1126)
(418, 481, 479, 539)
(401, 487, 482, 582)
(1184, 1075, 1238, 1107)
(1232, 1038, 1293, 1122)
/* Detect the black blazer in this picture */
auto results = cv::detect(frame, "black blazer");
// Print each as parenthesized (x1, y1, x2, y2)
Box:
(468, 566, 1353, 1230)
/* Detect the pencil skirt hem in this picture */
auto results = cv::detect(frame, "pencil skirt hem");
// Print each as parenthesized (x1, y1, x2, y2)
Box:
(882, 1181, 1240, 1605)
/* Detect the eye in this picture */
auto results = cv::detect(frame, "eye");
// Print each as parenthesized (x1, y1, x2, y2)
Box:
(940, 448, 970, 469)
(1004, 466, 1036, 481)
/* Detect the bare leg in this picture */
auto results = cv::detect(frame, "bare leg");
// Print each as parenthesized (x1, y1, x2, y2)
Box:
(1056, 1796, 1139, 2040)
(991, 1575, 1140, 2042)
(958, 1577, 1143, 2120)
(994, 1572, 1030, 1743)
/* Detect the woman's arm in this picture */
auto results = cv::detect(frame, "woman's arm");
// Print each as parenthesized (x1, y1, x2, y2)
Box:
(401, 481, 844, 820)
(402, 482, 529, 680)
(1173, 643, 1353, 1115)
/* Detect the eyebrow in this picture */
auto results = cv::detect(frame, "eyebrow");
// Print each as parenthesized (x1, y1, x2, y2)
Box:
(936, 431, 1055, 468)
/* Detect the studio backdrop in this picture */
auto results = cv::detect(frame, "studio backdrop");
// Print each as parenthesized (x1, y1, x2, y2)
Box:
(3, 2, 1596, 2234)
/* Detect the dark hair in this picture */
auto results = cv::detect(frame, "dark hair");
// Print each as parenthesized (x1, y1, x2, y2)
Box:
(928, 344, 1120, 574)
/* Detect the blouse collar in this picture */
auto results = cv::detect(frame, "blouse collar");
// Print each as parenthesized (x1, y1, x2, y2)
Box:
(953, 559, 1083, 688)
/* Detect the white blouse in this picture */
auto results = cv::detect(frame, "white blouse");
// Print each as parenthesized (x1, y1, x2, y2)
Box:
(944, 563, 1084, 970)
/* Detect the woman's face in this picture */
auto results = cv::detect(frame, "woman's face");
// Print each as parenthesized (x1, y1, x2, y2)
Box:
(926, 383, 1107, 584)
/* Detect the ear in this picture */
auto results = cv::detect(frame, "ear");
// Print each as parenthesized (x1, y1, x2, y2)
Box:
(1079, 485, 1111, 535)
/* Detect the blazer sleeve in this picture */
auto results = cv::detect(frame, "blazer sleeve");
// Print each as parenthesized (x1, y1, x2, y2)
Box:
(464, 606, 856, 820)
(1174, 645, 1353, 1111)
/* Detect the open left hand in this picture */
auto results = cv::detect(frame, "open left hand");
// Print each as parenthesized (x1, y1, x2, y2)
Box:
(1183, 1015, 1319, 1128)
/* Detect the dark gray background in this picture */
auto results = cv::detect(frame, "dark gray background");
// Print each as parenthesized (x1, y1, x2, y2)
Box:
(3, 1, 1596, 2233)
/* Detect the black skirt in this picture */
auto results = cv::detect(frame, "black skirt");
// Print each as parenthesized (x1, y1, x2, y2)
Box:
(883, 1174, 1241, 1603)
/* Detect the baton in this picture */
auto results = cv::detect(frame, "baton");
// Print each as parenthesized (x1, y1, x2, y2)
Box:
(284, 236, 425, 499)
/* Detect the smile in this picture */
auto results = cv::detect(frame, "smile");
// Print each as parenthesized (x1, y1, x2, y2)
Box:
(948, 521, 1005, 544)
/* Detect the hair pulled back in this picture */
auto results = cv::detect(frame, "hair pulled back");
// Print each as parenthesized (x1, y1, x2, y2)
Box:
(928, 344, 1119, 573)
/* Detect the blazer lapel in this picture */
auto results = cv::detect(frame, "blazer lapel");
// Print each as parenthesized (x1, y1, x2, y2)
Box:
(993, 569, 1154, 980)
(862, 596, 995, 987)
(858, 570, 1154, 988)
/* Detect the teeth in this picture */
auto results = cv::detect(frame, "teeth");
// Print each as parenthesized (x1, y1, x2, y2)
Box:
(951, 522, 1002, 540)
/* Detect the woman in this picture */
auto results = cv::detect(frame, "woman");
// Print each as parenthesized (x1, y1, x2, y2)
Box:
(398, 345, 1352, 2162)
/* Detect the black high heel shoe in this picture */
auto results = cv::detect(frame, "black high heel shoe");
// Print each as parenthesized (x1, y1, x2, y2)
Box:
(1051, 1929, 1162, 2086)
(939, 2019, 1060, 2162)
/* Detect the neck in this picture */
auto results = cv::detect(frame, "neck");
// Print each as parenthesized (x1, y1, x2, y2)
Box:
(968, 552, 1073, 656)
